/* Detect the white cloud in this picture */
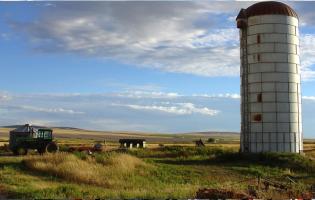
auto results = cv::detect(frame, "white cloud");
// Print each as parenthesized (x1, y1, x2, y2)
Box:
(0, 92, 11, 101)
(176, 103, 220, 116)
(9, 2, 315, 80)
(8, 91, 240, 100)
(193, 93, 240, 99)
(115, 91, 181, 99)
(0, 91, 229, 132)
(29, 106, 84, 114)
(9, 2, 240, 77)
(11, 105, 84, 114)
(113, 91, 242, 100)
(113, 102, 220, 116)
(1, 90, 315, 136)
(302, 96, 315, 101)
(300, 34, 315, 81)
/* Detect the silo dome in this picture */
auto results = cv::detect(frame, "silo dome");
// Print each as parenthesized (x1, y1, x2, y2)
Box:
(236, 1, 303, 153)
(244, 1, 298, 18)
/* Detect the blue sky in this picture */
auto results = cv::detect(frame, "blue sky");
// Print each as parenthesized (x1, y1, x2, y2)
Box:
(0, 1, 315, 137)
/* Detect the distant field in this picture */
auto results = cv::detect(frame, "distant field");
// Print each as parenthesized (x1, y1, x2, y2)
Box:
(0, 127, 240, 144)
(1, 127, 314, 147)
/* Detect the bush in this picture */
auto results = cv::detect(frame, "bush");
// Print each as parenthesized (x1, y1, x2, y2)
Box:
(207, 138, 216, 143)
(0, 144, 9, 153)
(58, 145, 71, 152)
(73, 151, 88, 160)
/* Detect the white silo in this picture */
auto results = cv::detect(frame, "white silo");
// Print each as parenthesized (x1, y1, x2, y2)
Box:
(236, 1, 302, 153)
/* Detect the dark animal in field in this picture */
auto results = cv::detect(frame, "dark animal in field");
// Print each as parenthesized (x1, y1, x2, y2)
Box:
(195, 139, 205, 147)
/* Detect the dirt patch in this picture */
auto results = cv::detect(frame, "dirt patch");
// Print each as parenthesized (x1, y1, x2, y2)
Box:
(196, 188, 251, 199)
(0, 185, 8, 199)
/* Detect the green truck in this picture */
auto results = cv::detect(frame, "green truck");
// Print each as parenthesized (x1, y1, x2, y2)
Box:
(9, 124, 58, 155)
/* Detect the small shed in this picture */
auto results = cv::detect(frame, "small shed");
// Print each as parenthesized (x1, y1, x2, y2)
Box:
(119, 139, 146, 149)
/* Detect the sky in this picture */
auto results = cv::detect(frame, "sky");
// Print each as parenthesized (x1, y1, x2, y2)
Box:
(0, 1, 315, 137)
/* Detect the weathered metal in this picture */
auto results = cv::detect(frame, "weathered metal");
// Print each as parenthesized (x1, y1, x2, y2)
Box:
(241, 1, 298, 19)
(68, 143, 103, 154)
(237, 2, 302, 153)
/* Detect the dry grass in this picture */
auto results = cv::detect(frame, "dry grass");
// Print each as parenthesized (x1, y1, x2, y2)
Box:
(305, 150, 315, 160)
(102, 153, 147, 172)
(53, 128, 170, 138)
(2, 145, 315, 199)
(23, 152, 148, 187)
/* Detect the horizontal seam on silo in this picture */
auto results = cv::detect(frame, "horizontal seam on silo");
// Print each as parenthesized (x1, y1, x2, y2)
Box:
(247, 42, 299, 47)
(247, 31, 297, 37)
(247, 52, 299, 56)
(247, 23, 298, 27)
(248, 61, 299, 64)
(247, 23, 297, 28)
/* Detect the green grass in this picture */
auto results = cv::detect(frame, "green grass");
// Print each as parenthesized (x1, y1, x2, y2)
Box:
(0, 146, 314, 199)
(128, 145, 237, 158)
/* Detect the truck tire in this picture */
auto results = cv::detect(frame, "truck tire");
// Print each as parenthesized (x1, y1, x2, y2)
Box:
(46, 142, 58, 153)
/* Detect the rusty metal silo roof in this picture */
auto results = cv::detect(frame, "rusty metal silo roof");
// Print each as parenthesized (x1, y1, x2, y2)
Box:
(236, 1, 298, 20)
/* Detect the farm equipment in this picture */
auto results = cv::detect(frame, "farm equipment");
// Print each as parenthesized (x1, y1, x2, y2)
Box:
(9, 124, 58, 155)
(68, 143, 103, 154)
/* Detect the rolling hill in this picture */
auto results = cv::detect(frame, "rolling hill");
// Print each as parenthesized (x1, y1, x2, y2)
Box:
(0, 125, 239, 143)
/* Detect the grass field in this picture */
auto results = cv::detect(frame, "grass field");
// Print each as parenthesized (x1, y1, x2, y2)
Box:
(0, 145, 315, 198)
(0, 127, 315, 199)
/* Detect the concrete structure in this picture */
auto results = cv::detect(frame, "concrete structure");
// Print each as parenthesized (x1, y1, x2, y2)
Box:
(236, 1, 302, 153)
(119, 139, 146, 149)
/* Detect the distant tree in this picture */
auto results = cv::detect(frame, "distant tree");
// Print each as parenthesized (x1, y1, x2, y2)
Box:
(159, 143, 164, 147)
(207, 138, 216, 143)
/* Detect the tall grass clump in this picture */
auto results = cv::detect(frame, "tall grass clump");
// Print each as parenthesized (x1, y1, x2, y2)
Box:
(129, 146, 236, 158)
(214, 152, 315, 173)
(23, 153, 104, 186)
(95, 152, 148, 172)
(23, 152, 149, 187)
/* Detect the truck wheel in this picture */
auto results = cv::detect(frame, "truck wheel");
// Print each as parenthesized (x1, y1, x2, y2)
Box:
(46, 142, 58, 153)
(16, 147, 28, 155)
(37, 147, 46, 154)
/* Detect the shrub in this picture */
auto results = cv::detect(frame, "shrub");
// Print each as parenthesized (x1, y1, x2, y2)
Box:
(73, 151, 88, 160)
(95, 152, 147, 172)
(58, 145, 71, 152)
(207, 138, 216, 143)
